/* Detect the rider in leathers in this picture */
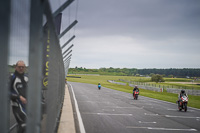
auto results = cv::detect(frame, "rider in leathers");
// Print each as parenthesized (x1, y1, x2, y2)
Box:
(133, 85, 139, 98)
(177, 89, 188, 106)
(10, 61, 28, 133)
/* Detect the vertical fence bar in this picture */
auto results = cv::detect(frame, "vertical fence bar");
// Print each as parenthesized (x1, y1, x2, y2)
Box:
(26, 0, 43, 132)
(0, 0, 11, 132)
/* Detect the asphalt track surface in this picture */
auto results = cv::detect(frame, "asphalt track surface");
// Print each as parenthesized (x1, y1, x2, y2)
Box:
(69, 82, 200, 133)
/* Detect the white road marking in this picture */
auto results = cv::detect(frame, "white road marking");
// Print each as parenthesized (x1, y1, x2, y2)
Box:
(126, 126, 148, 129)
(165, 115, 200, 119)
(115, 106, 143, 109)
(167, 109, 195, 112)
(144, 113, 200, 119)
(144, 113, 159, 116)
(78, 101, 109, 104)
(138, 121, 157, 124)
(70, 84, 86, 133)
(97, 113, 132, 116)
(81, 112, 133, 116)
(148, 127, 197, 131)
(130, 103, 152, 105)
(102, 109, 115, 111)
(126, 126, 197, 131)
(167, 109, 178, 111)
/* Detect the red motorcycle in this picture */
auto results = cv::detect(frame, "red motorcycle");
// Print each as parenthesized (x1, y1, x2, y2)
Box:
(133, 90, 139, 100)
(177, 95, 188, 112)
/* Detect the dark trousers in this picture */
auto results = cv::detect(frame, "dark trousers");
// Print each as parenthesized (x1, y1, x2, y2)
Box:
(12, 106, 26, 133)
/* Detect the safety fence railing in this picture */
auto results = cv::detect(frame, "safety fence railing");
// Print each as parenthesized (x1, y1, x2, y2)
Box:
(0, 0, 77, 133)
(108, 79, 200, 96)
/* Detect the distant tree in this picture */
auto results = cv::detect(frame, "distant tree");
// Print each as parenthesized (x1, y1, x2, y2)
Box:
(151, 74, 165, 83)
(149, 73, 155, 77)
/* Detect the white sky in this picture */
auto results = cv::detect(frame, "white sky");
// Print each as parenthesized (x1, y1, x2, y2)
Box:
(9, 0, 200, 69)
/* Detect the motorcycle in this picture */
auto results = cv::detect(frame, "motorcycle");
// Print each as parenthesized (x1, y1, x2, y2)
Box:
(133, 90, 139, 100)
(177, 95, 188, 112)
(98, 84, 101, 90)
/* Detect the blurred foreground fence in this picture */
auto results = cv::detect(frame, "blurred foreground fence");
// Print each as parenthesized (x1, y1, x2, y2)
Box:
(0, 0, 77, 133)
(108, 80, 200, 96)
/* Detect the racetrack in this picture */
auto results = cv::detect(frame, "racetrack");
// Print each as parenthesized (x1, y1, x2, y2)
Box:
(69, 82, 200, 133)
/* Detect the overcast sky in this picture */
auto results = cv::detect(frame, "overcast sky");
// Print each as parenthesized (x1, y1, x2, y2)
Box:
(9, 0, 200, 69)
(65, 0, 200, 69)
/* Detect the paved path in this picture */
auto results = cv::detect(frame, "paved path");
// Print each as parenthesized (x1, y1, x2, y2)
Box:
(57, 84, 76, 133)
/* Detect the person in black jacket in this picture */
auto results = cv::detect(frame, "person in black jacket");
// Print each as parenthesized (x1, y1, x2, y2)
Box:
(177, 89, 188, 106)
(133, 85, 139, 92)
(133, 85, 139, 98)
(10, 60, 28, 133)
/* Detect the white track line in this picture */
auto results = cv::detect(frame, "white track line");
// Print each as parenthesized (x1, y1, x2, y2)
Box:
(97, 113, 132, 116)
(70, 84, 86, 133)
(139, 121, 157, 124)
(147, 127, 197, 131)
(126, 126, 197, 131)
(167, 109, 195, 112)
(115, 106, 143, 109)
(144, 113, 159, 116)
(165, 115, 200, 119)
(81, 112, 132, 116)
(148, 127, 197, 131)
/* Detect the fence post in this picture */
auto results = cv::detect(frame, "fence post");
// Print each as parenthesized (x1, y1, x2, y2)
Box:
(26, 0, 43, 132)
(0, 0, 11, 132)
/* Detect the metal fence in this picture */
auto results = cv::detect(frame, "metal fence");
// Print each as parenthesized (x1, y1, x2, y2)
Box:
(0, 0, 77, 133)
(108, 79, 200, 96)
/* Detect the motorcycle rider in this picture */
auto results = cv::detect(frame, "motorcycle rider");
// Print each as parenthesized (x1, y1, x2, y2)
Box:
(133, 85, 139, 98)
(178, 89, 188, 106)
(98, 83, 101, 90)
(10, 60, 28, 133)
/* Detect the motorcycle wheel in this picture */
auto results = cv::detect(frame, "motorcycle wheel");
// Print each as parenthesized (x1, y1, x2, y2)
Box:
(178, 104, 182, 111)
(133, 94, 135, 99)
(184, 103, 187, 112)
(136, 95, 138, 100)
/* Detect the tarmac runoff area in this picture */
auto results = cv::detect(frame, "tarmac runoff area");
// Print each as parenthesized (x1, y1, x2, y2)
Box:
(57, 85, 76, 133)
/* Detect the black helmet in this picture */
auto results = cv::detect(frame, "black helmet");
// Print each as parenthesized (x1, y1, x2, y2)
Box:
(181, 90, 185, 93)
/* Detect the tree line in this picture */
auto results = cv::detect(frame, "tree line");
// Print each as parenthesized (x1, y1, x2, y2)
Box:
(68, 67, 200, 77)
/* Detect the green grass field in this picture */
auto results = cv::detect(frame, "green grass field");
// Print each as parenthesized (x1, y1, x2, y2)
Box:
(67, 75, 200, 109)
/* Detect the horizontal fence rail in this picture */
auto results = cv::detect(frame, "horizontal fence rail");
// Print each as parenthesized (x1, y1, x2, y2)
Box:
(108, 79, 200, 96)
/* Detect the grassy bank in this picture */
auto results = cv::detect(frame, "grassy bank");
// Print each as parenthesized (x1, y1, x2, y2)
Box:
(67, 75, 200, 109)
